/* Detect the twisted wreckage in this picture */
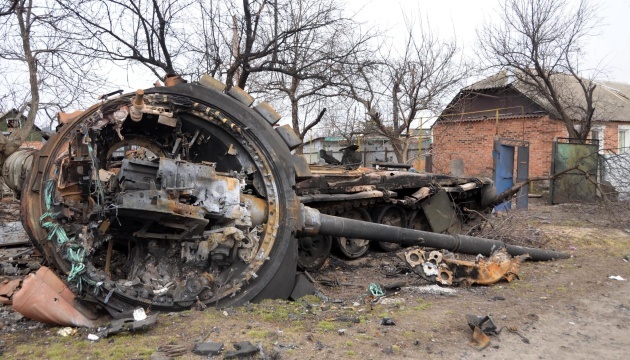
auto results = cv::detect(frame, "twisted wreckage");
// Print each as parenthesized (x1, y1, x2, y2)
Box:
(1, 75, 568, 326)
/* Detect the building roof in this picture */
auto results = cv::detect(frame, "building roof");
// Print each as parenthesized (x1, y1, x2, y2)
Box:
(437, 113, 547, 124)
(460, 70, 630, 122)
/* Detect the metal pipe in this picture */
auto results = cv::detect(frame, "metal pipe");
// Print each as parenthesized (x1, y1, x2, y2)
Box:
(301, 206, 568, 261)
(130, 89, 145, 122)
(2, 149, 36, 194)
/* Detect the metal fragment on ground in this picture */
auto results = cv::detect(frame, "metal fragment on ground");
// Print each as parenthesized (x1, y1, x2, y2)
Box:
(466, 315, 498, 335)
(442, 249, 528, 285)
(469, 326, 491, 350)
(192, 341, 224, 356)
(223, 341, 259, 359)
(11, 267, 96, 327)
(380, 317, 396, 326)
(404, 247, 528, 286)
(0, 278, 21, 305)
(104, 312, 158, 337)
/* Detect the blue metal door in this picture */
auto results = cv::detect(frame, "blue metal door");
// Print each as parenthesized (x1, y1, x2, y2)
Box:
(493, 140, 514, 211)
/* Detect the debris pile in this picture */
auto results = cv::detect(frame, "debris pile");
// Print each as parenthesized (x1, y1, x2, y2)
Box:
(403, 247, 528, 286)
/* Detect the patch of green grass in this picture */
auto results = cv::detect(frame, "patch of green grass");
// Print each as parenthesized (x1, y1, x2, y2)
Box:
(345, 350, 357, 357)
(299, 294, 322, 304)
(344, 340, 353, 347)
(316, 320, 336, 332)
(255, 299, 299, 322)
(74, 341, 89, 349)
(247, 330, 273, 338)
(412, 299, 431, 311)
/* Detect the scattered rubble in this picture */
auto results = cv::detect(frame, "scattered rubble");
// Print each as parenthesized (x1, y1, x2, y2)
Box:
(404, 247, 528, 286)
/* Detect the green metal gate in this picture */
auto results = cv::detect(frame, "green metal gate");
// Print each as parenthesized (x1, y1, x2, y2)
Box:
(550, 138, 599, 204)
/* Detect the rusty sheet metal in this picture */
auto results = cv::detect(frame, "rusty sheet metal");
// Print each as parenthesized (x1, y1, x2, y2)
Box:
(0, 278, 22, 305)
(11, 267, 95, 327)
(469, 326, 491, 350)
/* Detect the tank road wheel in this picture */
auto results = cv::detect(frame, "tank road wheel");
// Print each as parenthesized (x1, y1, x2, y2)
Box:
(297, 234, 332, 271)
(20, 81, 300, 314)
(334, 208, 371, 259)
(407, 209, 430, 231)
(371, 205, 408, 252)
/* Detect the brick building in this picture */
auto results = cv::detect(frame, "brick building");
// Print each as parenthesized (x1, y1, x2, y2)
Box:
(432, 71, 630, 179)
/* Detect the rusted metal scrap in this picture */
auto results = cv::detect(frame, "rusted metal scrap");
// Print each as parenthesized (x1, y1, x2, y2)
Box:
(403, 247, 528, 286)
(0, 278, 21, 305)
(11, 267, 96, 327)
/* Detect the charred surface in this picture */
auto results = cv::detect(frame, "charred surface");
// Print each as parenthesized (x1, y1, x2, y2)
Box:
(18, 83, 300, 315)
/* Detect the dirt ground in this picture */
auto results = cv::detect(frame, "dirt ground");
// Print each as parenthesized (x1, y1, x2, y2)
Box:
(1, 198, 629, 359)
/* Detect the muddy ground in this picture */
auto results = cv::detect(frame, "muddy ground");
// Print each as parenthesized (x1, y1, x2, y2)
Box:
(0, 198, 629, 359)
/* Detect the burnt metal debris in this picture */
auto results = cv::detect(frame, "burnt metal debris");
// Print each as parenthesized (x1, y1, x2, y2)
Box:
(1, 74, 569, 322)
(404, 247, 528, 286)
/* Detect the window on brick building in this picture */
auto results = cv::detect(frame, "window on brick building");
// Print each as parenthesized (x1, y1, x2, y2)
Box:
(590, 126, 604, 153)
(619, 126, 630, 154)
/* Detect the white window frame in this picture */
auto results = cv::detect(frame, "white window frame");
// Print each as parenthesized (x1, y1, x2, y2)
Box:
(619, 125, 630, 154)
(590, 125, 604, 153)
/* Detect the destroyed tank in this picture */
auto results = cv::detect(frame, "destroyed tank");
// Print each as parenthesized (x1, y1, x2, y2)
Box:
(295, 164, 496, 270)
(4, 76, 568, 317)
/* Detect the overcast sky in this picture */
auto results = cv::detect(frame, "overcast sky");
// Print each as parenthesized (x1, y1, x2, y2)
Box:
(344, 0, 630, 84)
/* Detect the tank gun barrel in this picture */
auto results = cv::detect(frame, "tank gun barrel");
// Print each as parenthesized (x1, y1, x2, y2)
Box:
(301, 206, 569, 261)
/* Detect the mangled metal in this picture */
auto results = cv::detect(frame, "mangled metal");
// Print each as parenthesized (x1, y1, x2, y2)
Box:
(0, 278, 21, 305)
(404, 247, 528, 286)
(13, 83, 302, 317)
(11, 267, 96, 327)
(1, 75, 569, 323)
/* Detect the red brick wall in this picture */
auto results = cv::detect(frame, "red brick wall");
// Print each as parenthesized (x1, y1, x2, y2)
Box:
(432, 116, 567, 178)
(599, 122, 626, 154)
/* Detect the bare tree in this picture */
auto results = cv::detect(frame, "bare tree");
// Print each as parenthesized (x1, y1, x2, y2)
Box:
(0, 0, 106, 169)
(478, 0, 601, 141)
(343, 21, 468, 163)
(247, 0, 372, 152)
(0, 0, 40, 169)
(56, 0, 197, 78)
